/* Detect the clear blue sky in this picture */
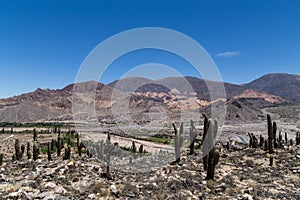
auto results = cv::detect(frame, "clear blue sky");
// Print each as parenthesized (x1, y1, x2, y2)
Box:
(0, 0, 299, 98)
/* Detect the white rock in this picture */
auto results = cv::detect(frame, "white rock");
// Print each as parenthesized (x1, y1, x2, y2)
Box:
(88, 193, 97, 199)
(44, 182, 57, 189)
(242, 193, 253, 200)
(110, 184, 118, 195)
(55, 186, 67, 195)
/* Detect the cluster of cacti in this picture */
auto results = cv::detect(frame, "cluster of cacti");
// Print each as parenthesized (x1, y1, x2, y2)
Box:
(248, 133, 258, 148)
(201, 114, 220, 180)
(189, 120, 197, 155)
(172, 122, 184, 163)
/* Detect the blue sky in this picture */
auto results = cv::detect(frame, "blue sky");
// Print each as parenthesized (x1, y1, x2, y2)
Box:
(0, 0, 299, 98)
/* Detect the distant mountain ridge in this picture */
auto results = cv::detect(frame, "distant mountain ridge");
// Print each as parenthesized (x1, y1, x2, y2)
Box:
(0, 73, 299, 122)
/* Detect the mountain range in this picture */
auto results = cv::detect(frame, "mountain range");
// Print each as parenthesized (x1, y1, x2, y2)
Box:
(0, 73, 299, 123)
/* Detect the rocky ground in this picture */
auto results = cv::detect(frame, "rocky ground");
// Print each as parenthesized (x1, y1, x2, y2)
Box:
(0, 135, 299, 200)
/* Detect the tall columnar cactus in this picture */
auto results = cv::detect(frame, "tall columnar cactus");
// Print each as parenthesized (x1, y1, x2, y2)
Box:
(33, 141, 39, 161)
(172, 122, 184, 163)
(273, 122, 278, 148)
(27, 142, 31, 159)
(57, 135, 61, 157)
(51, 139, 55, 152)
(139, 144, 144, 154)
(267, 114, 274, 154)
(202, 113, 209, 170)
(76, 132, 81, 156)
(259, 135, 264, 147)
(105, 133, 112, 177)
(33, 129, 37, 142)
(0, 154, 3, 166)
(189, 120, 197, 155)
(67, 134, 71, 146)
(204, 119, 220, 180)
(206, 147, 220, 180)
(21, 144, 25, 158)
(97, 140, 103, 160)
(269, 156, 273, 166)
(47, 142, 51, 161)
(264, 140, 268, 151)
(63, 146, 71, 160)
(15, 139, 21, 160)
(285, 132, 288, 144)
(132, 141, 137, 153)
(296, 132, 300, 145)
(248, 133, 253, 148)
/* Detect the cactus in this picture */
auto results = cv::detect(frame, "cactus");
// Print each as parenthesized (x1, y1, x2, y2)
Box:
(104, 133, 112, 177)
(0, 154, 3, 165)
(264, 140, 268, 151)
(27, 142, 31, 159)
(11, 127, 13, 133)
(285, 132, 288, 144)
(226, 141, 230, 151)
(33, 128, 37, 142)
(206, 147, 220, 180)
(47, 142, 51, 161)
(267, 114, 274, 153)
(273, 122, 278, 148)
(57, 135, 61, 157)
(202, 113, 209, 170)
(67, 134, 71, 146)
(189, 120, 197, 155)
(76, 133, 82, 156)
(296, 132, 300, 145)
(269, 156, 273, 166)
(131, 141, 137, 153)
(259, 135, 264, 147)
(248, 133, 259, 148)
(51, 139, 55, 151)
(252, 134, 258, 148)
(21, 144, 25, 158)
(172, 122, 184, 163)
(33, 141, 39, 161)
(139, 144, 144, 154)
(290, 139, 293, 146)
(63, 146, 71, 160)
(248, 133, 253, 147)
(97, 140, 103, 159)
(203, 118, 219, 180)
(15, 139, 21, 160)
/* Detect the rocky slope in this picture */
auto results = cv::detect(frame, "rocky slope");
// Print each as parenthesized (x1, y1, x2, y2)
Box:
(0, 133, 299, 199)
(245, 73, 300, 101)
